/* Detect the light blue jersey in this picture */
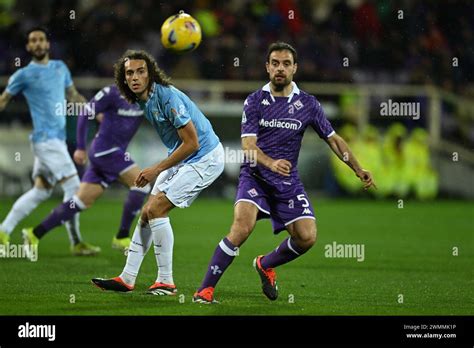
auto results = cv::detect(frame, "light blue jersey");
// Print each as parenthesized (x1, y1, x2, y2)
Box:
(6, 60, 73, 143)
(139, 82, 220, 164)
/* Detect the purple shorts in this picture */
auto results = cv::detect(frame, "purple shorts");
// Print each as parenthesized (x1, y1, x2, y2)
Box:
(82, 148, 136, 188)
(235, 171, 315, 234)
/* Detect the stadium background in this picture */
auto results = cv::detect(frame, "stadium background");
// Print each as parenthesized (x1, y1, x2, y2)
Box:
(0, 0, 472, 316)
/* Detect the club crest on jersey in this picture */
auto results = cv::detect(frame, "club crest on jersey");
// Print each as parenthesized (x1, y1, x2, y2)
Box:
(293, 100, 304, 110)
(247, 188, 258, 197)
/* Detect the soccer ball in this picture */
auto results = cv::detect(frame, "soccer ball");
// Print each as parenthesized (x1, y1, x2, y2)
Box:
(161, 11, 202, 53)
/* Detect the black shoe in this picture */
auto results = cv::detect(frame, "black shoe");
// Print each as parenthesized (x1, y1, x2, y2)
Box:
(91, 277, 134, 292)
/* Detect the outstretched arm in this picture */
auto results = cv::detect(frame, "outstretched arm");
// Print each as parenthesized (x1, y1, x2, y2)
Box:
(0, 90, 13, 112)
(326, 133, 376, 190)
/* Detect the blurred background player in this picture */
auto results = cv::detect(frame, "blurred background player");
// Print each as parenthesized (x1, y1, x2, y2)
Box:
(91, 50, 224, 295)
(22, 84, 149, 253)
(193, 42, 376, 304)
(0, 27, 99, 255)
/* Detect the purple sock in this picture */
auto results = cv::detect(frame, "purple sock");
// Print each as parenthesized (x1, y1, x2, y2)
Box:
(116, 190, 147, 239)
(198, 237, 238, 291)
(33, 199, 82, 239)
(260, 237, 306, 269)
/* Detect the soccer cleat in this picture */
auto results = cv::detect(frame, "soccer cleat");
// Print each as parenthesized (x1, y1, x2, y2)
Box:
(192, 287, 219, 304)
(253, 255, 278, 301)
(0, 230, 10, 245)
(112, 237, 131, 251)
(147, 282, 178, 296)
(22, 227, 39, 261)
(91, 277, 134, 292)
(71, 242, 101, 256)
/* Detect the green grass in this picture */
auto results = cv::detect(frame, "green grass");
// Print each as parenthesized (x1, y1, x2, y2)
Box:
(0, 197, 472, 315)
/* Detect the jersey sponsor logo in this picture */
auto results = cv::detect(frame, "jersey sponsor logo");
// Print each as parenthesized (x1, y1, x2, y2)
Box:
(247, 188, 258, 197)
(259, 118, 302, 131)
(117, 108, 143, 117)
(302, 208, 312, 215)
(261, 99, 270, 106)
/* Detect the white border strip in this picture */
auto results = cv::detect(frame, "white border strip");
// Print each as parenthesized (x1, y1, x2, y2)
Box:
(119, 163, 138, 175)
(94, 147, 120, 157)
(235, 199, 270, 215)
(327, 130, 336, 138)
(284, 215, 316, 226)
(219, 240, 237, 256)
(287, 238, 300, 255)
(241, 133, 257, 138)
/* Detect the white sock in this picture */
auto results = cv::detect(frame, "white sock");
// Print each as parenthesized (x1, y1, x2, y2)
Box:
(61, 175, 82, 245)
(0, 187, 51, 234)
(120, 220, 153, 286)
(149, 217, 174, 285)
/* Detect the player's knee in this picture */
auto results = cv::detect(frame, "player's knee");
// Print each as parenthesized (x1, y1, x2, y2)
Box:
(295, 226, 317, 250)
(146, 195, 170, 219)
(229, 219, 254, 246)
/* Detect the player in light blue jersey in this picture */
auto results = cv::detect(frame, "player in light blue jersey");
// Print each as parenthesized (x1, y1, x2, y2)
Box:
(0, 27, 100, 256)
(92, 50, 224, 295)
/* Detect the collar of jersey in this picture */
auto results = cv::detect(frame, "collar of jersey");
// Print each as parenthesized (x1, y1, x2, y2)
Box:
(29, 60, 51, 67)
(144, 82, 157, 106)
(262, 81, 300, 103)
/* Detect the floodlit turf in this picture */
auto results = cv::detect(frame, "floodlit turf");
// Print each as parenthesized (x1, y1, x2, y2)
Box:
(0, 196, 472, 315)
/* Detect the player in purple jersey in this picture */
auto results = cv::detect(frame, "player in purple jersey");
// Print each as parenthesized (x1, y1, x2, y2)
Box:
(23, 84, 150, 252)
(193, 42, 376, 303)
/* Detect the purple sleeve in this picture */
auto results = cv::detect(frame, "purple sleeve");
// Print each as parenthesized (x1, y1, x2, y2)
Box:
(76, 86, 113, 150)
(241, 94, 259, 137)
(311, 99, 335, 139)
(76, 112, 88, 150)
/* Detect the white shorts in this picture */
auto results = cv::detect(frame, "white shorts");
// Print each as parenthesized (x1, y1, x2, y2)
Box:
(151, 143, 225, 208)
(31, 138, 78, 185)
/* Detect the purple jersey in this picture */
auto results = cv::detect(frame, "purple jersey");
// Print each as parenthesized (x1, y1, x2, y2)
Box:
(241, 82, 334, 190)
(76, 85, 143, 155)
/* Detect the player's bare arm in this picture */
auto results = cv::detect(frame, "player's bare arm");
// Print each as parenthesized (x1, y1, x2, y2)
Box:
(242, 136, 291, 177)
(0, 90, 13, 112)
(325, 133, 376, 190)
(135, 120, 200, 187)
(66, 85, 87, 104)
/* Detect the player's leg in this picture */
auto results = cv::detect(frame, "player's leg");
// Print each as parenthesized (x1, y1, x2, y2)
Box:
(254, 189, 317, 301)
(24, 180, 103, 255)
(113, 165, 150, 250)
(260, 218, 316, 270)
(0, 175, 52, 245)
(193, 202, 258, 304)
(92, 192, 174, 293)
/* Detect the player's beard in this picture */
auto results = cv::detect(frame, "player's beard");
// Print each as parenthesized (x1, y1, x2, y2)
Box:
(31, 48, 49, 61)
(271, 76, 291, 92)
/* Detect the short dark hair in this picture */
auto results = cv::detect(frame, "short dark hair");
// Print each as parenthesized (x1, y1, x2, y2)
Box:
(114, 49, 172, 103)
(266, 42, 297, 63)
(26, 27, 49, 43)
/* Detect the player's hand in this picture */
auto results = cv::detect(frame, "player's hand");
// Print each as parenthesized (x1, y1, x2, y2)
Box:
(356, 169, 377, 190)
(73, 149, 87, 165)
(135, 166, 160, 187)
(270, 159, 292, 177)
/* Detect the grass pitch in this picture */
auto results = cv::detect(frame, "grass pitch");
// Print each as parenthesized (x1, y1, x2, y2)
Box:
(0, 197, 472, 315)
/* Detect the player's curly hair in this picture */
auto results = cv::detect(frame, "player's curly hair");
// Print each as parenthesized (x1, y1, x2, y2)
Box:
(114, 49, 171, 103)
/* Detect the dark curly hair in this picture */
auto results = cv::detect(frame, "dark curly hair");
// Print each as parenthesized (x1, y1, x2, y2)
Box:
(114, 49, 171, 103)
